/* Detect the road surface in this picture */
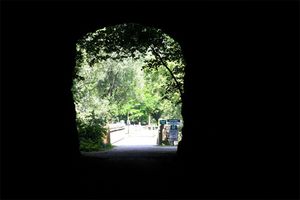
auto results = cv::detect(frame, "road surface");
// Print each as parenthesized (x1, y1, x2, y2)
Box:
(78, 125, 181, 198)
(82, 125, 177, 162)
(110, 125, 159, 146)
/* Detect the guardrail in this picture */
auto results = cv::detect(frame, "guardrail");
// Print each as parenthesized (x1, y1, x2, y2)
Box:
(109, 124, 126, 132)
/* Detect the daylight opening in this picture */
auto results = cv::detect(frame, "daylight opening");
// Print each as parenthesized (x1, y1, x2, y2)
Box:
(72, 23, 185, 152)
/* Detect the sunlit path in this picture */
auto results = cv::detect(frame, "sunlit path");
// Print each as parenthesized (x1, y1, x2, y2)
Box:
(83, 125, 178, 161)
(111, 125, 158, 146)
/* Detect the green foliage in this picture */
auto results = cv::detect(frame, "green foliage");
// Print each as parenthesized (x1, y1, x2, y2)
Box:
(72, 23, 185, 151)
(77, 23, 185, 102)
(76, 112, 108, 152)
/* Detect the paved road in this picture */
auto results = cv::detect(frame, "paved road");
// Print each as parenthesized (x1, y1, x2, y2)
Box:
(78, 126, 181, 198)
(77, 144, 182, 198)
(82, 145, 177, 160)
(110, 125, 158, 146)
(82, 125, 177, 163)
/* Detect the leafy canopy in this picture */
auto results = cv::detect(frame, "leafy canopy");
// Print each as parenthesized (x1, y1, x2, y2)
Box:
(76, 23, 185, 102)
(72, 23, 185, 151)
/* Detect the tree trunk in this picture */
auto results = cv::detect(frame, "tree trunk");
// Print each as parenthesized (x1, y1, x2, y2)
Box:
(150, 45, 183, 100)
(148, 113, 151, 126)
(127, 112, 130, 125)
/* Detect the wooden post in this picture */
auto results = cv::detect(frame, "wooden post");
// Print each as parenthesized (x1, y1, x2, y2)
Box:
(158, 124, 164, 145)
(107, 130, 111, 145)
(103, 125, 111, 145)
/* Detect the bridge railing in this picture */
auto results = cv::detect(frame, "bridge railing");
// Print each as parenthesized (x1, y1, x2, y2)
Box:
(108, 123, 126, 132)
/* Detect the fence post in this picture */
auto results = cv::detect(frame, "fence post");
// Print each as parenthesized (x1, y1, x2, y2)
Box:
(158, 124, 164, 145)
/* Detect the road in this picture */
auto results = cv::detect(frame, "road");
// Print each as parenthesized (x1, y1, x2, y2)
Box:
(78, 125, 181, 198)
(110, 125, 159, 146)
(78, 144, 180, 199)
(83, 125, 177, 161)
(82, 145, 177, 161)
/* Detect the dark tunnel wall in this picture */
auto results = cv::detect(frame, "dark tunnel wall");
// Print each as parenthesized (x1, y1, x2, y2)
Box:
(1, 1, 299, 199)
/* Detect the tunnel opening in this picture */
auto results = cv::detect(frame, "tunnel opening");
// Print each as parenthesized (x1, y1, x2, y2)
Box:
(72, 23, 186, 157)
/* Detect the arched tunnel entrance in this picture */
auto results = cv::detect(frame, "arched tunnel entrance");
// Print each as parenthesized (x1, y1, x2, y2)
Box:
(72, 23, 185, 162)
(2, 1, 298, 199)
(70, 24, 188, 198)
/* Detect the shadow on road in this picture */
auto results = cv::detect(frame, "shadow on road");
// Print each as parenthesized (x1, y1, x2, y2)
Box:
(74, 145, 185, 198)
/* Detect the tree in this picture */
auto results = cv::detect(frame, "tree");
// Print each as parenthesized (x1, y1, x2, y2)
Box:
(77, 23, 185, 104)
(72, 23, 185, 151)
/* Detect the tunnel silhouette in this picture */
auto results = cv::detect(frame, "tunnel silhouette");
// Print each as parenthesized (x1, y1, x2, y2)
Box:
(2, 1, 298, 199)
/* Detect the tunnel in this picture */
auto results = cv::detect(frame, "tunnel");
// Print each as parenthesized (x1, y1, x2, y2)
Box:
(1, 1, 299, 199)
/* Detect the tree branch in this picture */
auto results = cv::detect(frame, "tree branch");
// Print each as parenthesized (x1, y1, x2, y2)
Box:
(150, 45, 183, 100)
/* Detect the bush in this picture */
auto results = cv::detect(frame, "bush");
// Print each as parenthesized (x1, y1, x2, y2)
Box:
(77, 112, 108, 152)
